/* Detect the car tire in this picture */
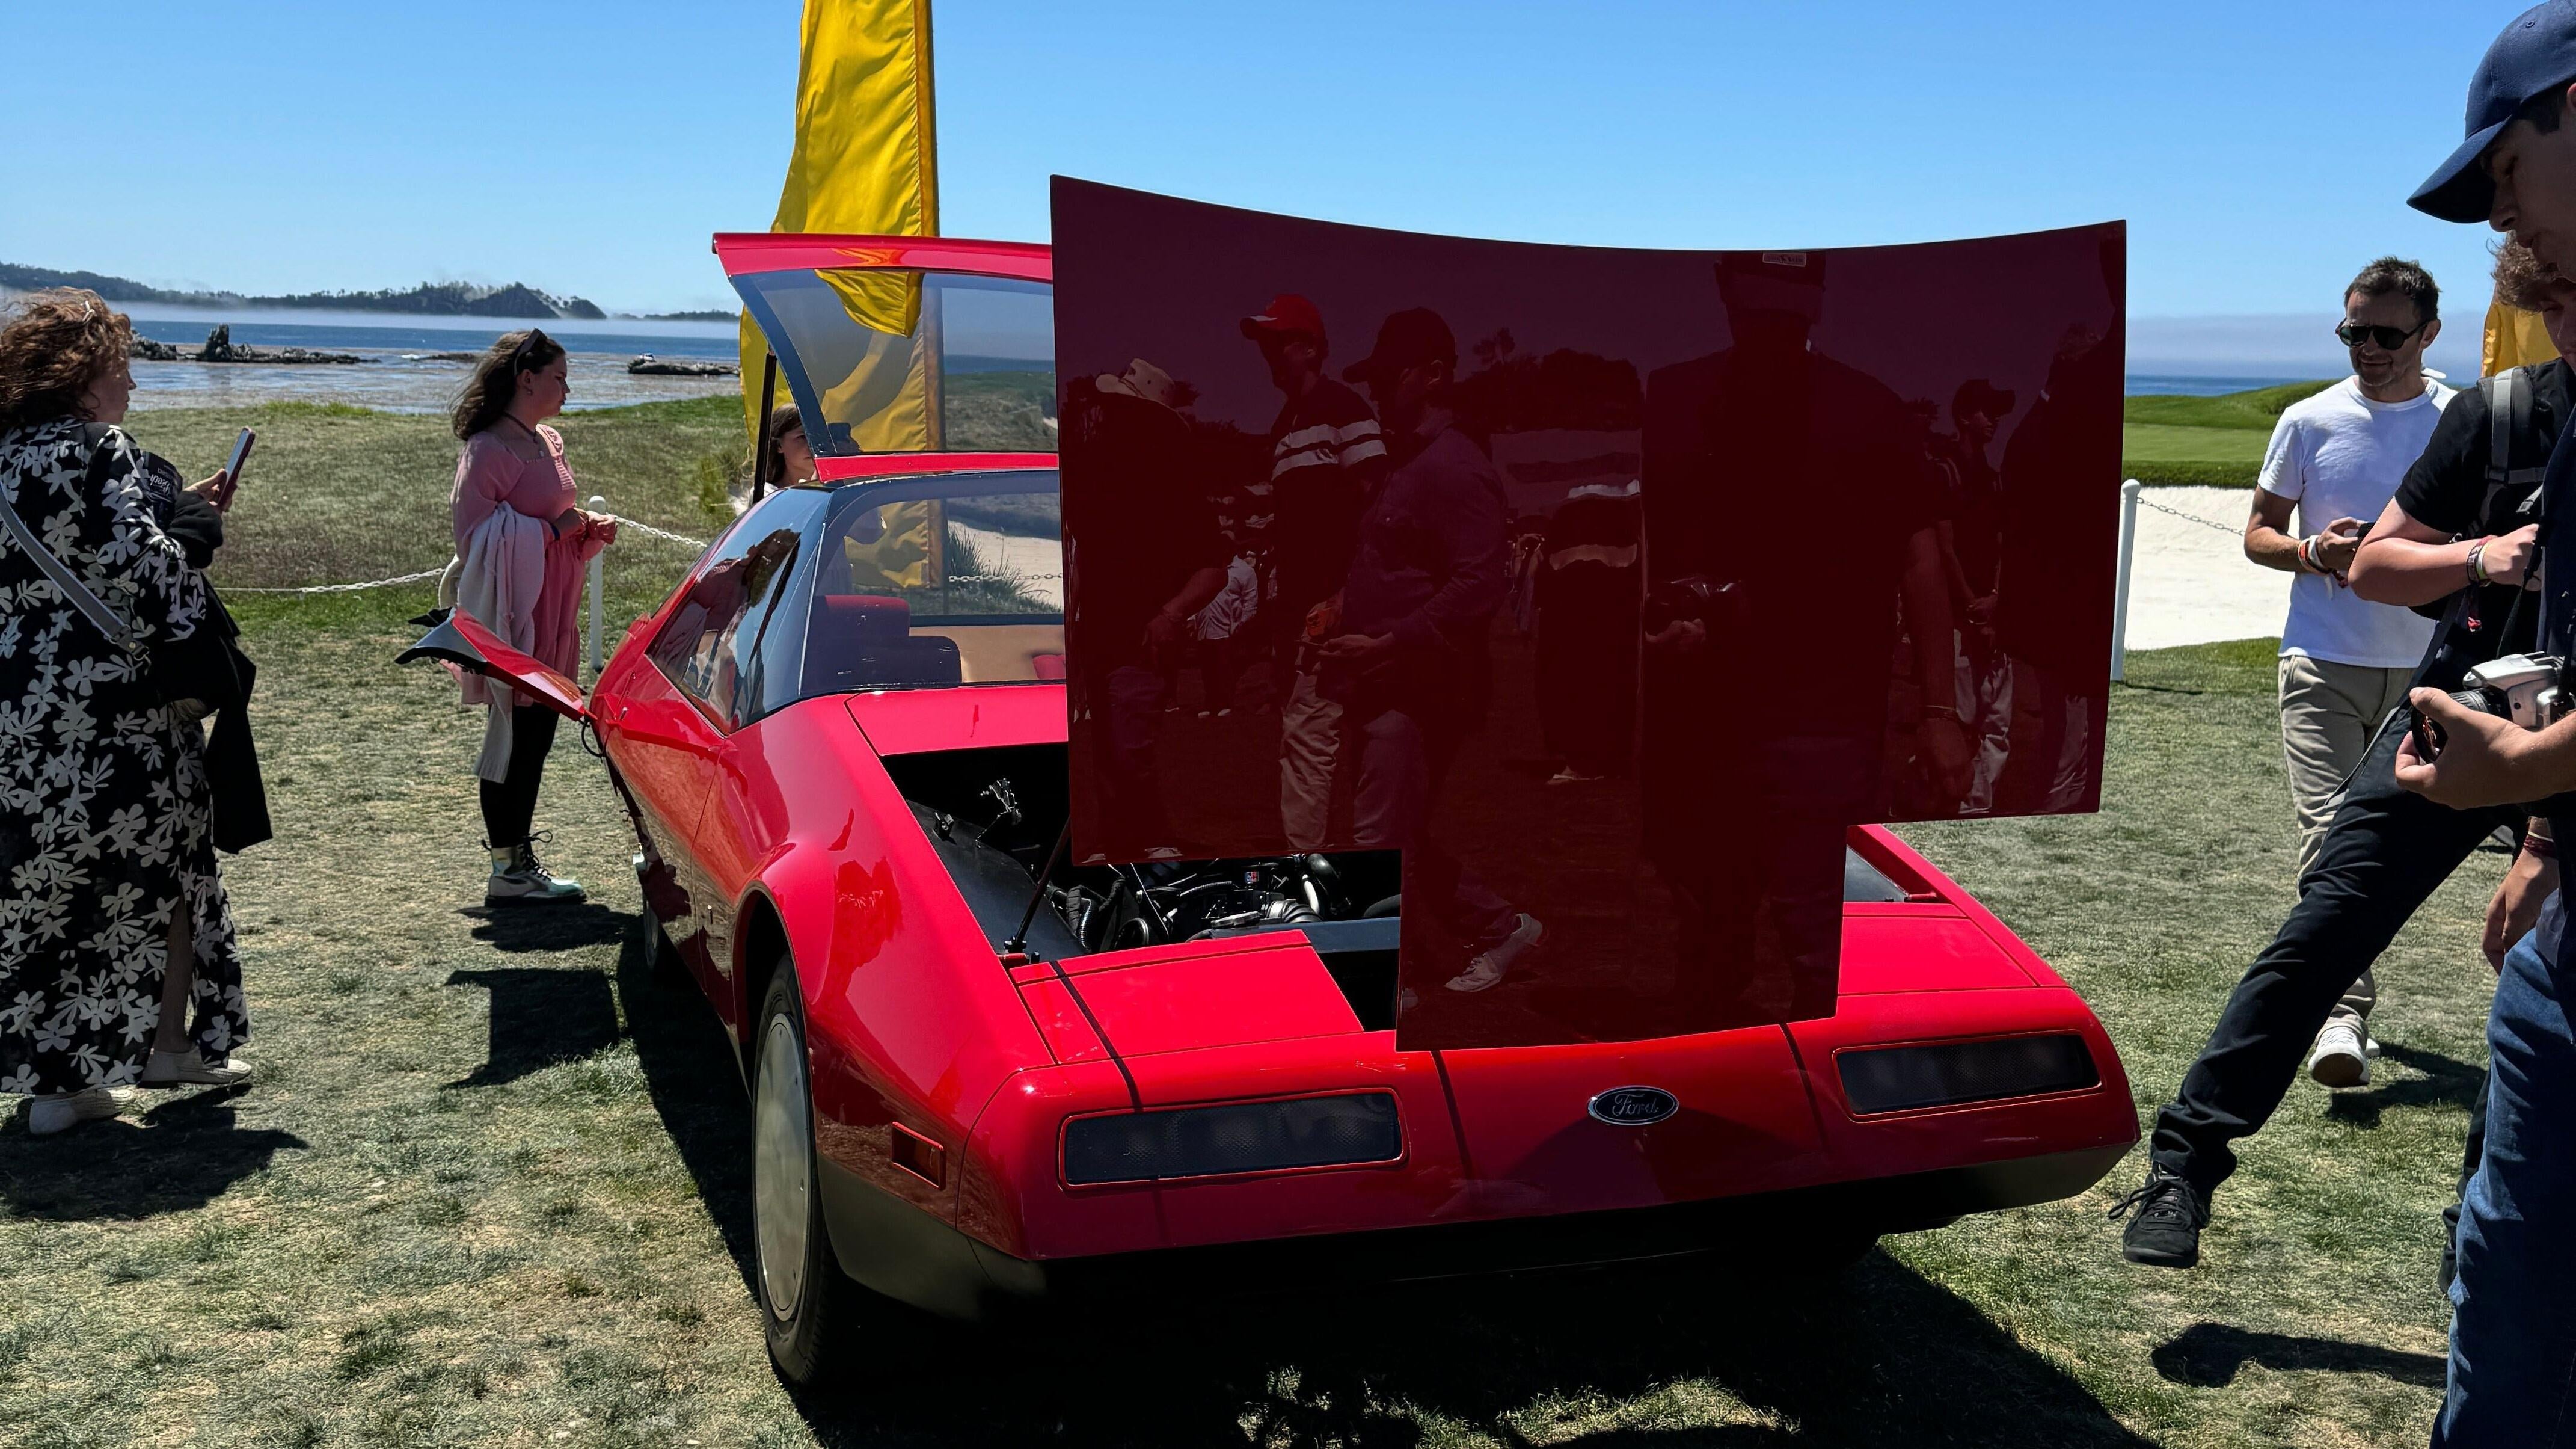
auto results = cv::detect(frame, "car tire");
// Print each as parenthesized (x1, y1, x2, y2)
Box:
(637, 914, 684, 985)
(750, 957, 850, 1385)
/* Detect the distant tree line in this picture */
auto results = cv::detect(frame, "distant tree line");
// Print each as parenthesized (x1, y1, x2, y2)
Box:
(0, 263, 607, 320)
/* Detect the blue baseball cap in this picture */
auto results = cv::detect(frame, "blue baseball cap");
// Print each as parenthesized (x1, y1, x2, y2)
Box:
(2412, 1, 2576, 223)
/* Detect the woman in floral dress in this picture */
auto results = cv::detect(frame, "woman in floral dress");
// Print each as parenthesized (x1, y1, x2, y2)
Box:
(0, 290, 251, 1136)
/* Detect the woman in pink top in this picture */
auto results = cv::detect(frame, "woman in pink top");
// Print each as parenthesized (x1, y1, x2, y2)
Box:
(448, 328, 615, 904)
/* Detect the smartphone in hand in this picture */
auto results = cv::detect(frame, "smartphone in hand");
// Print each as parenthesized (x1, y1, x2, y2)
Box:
(216, 428, 255, 510)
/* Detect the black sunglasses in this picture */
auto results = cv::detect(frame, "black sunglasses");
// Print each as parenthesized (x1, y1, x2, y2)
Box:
(2335, 318, 2429, 350)
(509, 328, 552, 371)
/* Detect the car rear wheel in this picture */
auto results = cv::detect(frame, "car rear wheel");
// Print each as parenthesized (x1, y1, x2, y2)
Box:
(752, 958, 850, 1384)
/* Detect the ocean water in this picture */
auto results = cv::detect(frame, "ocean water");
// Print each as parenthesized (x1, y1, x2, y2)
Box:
(123, 305, 743, 414)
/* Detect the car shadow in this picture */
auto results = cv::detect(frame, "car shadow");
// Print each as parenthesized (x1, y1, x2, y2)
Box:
(611, 919, 2155, 1448)
(2323, 1042, 2485, 1129)
(2153, 1321, 2447, 1389)
(0, 1089, 305, 1221)
(443, 965, 623, 1088)
(613, 919, 760, 1293)
(464, 902, 631, 953)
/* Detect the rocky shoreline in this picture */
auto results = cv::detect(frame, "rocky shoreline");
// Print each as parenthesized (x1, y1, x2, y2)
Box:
(627, 354, 738, 377)
(132, 325, 363, 365)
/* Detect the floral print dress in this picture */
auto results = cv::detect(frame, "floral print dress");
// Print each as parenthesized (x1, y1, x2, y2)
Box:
(0, 417, 248, 1096)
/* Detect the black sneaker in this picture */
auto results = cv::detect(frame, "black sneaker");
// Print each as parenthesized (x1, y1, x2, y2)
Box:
(2108, 1165, 2207, 1268)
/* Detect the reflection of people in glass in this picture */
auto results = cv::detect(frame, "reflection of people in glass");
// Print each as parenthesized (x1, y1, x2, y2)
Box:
(1535, 481, 1642, 784)
(764, 403, 819, 488)
(1241, 293, 1391, 847)
(1067, 362, 1228, 857)
(1932, 380, 2017, 813)
(647, 529, 800, 719)
(1994, 323, 2118, 814)
(1319, 308, 1541, 994)
(1639, 253, 1957, 1024)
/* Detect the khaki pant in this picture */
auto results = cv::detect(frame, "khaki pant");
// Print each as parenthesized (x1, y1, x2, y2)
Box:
(2278, 654, 2414, 1030)
(1279, 671, 1343, 849)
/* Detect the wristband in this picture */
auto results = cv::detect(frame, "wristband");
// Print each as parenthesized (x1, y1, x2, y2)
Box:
(2524, 832, 2557, 861)
(2470, 538, 2492, 586)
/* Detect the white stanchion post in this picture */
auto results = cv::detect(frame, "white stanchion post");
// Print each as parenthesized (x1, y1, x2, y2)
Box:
(587, 493, 607, 678)
(2111, 478, 2142, 682)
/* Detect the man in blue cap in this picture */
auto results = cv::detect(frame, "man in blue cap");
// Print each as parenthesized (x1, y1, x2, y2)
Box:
(2395, 2, 2576, 1439)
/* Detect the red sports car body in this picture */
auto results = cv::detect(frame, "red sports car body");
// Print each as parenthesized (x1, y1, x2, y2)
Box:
(411, 234, 2136, 1380)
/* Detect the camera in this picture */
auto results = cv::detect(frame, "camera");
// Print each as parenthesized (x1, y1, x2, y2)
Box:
(2411, 653, 2571, 761)
(2449, 653, 2570, 730)
(1643, 574, 1732, 638)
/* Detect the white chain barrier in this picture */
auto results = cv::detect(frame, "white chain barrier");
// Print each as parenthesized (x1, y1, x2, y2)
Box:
(227, 567, 451, 596)
(221, 511, 713, 600)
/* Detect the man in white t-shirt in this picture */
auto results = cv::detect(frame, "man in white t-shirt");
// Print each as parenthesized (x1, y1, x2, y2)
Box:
(2243, 256, 2452, 1082)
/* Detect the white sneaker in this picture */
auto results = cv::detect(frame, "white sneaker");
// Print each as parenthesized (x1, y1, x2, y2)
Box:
(2307, 1023, 2373, 1088)
(28, 1085, 136, 1136)
(141, 1048, 252, 1088)
(1447, 914, 1544, 993)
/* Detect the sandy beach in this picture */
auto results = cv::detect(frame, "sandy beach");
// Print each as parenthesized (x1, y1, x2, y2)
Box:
(2121, 485, 2287, 651)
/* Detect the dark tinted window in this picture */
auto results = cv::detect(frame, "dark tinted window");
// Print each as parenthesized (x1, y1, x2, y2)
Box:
(648, 490, 829, 725)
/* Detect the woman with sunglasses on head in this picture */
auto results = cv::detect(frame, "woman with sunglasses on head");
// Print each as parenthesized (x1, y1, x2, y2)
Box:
(447, 328, 616, 905)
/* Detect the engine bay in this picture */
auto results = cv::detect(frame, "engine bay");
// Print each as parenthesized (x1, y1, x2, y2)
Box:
(885, 745, 1405, 1026)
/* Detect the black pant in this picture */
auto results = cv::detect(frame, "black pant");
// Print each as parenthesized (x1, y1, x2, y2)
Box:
(477, 705, 560, 851)
(2151, 716, 2515, 1196)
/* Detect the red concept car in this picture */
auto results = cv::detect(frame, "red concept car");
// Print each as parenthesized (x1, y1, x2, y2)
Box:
(408, 235, 2138, 1383)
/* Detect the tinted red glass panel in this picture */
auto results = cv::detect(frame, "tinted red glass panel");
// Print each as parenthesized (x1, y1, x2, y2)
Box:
(1053, 177, 2123, 1048)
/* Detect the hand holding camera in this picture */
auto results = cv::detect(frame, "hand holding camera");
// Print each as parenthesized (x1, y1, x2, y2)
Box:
(2395, 654, 2574, 807)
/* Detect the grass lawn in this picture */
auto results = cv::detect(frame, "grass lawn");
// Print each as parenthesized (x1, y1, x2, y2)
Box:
(0, 401, 2498, 1447)
(2121, 380, 2334, 488)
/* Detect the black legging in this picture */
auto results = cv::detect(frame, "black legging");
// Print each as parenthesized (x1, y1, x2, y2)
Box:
(477, 704, 560, 851)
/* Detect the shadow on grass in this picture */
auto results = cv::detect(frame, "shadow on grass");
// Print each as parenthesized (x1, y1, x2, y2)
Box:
(614, 920, 759, 1292)
(2153, 1321, 2447, 1389)
(0, 1090, 304, 1220)
(612, 923, 2154, 1448)
(443, 966, 622, 1088)
(465, 902, 632, 953)
(2323, 1043, 2485, 1129)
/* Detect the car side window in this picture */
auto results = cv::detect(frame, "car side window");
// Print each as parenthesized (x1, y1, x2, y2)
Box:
(648, 526, 802, 724)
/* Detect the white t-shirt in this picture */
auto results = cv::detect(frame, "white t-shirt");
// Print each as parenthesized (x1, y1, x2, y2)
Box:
(2258, 375, 2452, 668)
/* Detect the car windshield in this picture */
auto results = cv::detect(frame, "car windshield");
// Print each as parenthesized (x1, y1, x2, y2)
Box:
(729, 268, 1055, 456)
(789, 472, 1064, 696)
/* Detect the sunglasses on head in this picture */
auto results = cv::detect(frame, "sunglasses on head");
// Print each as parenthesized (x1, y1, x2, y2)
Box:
(509, 328, 552, 371)
(2335, 319, 2428, 350)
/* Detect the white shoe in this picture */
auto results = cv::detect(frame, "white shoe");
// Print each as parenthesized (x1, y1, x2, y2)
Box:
(1447, 914, 1544, 993)
(28, 1085, 136, 1136)
(2307, 1023, 2373, 1089)
(1547, 768, 1604, 786)
(141, 1048, 252, 1088)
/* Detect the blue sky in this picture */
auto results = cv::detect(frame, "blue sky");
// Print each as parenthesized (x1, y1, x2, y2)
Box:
(0, 0, 2538, 343)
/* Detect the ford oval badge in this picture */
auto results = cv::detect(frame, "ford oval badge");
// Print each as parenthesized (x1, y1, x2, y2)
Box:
(1588, 1086, 1679, 1126)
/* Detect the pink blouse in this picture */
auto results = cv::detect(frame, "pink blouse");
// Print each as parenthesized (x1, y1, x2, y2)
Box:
(450, 422, 606, 678)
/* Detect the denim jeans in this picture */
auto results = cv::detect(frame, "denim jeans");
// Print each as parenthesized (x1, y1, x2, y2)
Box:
(2435, 903, 2576, 1446)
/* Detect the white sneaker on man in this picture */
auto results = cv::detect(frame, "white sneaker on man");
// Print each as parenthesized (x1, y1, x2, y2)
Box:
(1447, 914, 1544, 993)
(2307, 1022, 2375, 1088)
(28, 1085, 136, 1136)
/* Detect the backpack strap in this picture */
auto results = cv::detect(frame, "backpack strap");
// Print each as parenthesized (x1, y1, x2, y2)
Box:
(2482, 369, 2549, 529)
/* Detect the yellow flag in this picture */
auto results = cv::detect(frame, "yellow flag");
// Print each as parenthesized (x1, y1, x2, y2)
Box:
(2485, 300, 2557, 378)
(739, 0, 940, 441)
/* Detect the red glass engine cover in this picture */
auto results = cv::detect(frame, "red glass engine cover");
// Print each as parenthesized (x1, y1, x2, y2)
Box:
(1053, 179, 2124, 1050)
